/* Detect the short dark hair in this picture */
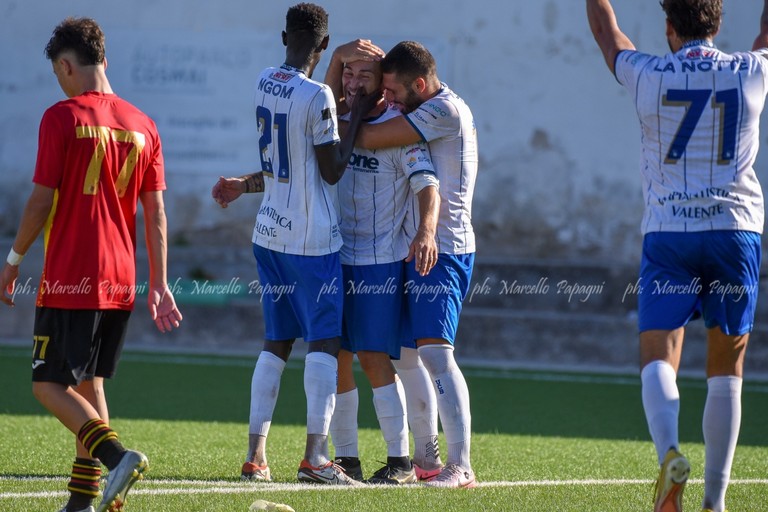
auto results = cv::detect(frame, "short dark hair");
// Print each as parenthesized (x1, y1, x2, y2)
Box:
(381, 41, 437, 85)
(44, 17, 105, 65)
(285, 3, 329, 49)
(660, 0, 722, 40)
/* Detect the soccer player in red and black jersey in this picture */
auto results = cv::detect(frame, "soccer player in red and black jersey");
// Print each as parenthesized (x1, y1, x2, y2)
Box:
(0, 17, 182, 512)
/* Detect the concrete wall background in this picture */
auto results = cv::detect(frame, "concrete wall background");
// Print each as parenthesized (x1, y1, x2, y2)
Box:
(2, 0, 767, 261)
(1, 1, 768, 372)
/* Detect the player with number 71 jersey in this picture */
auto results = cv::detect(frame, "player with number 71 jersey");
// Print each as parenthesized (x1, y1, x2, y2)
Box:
(614, 43, 768, 234)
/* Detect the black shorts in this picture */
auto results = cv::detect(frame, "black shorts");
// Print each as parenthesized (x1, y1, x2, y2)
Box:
(32, 307, 131, 386)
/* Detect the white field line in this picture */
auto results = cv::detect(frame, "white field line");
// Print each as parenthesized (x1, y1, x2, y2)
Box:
(2, 477, 768, 500)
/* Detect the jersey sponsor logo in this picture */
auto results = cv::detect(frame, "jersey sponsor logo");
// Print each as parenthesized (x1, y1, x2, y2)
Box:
(270, 70, 294, 82)
(349, 152, 379, 171)
(322, 107, 335, 120)
(671, 204, 725, 219)
(32, 359, 45, 370)
(412, 111, 428, 124)
(407, 155, 431, 168)
(257, 78, 294, 99)
(254, 222, 276, 238)
(257, 205, 293, 230)
(424, 102, 448, 118)
(657, 187, 731, 205)
(685, 49, 716, 59)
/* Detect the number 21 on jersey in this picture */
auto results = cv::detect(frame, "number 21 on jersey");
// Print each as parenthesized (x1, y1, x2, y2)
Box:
(257, 105, 290, 183)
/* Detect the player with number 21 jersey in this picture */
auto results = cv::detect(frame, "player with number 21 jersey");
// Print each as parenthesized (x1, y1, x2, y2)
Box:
(252, 64, 341, 256)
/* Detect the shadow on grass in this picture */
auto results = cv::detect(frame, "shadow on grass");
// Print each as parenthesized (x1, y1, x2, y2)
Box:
(2, 346, 767, 447)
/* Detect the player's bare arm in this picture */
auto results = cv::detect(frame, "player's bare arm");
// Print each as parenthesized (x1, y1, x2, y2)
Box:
(407, 184, 440, 277)
(212, 172, 265, 208)
(316, 86, 382, 185)
(325, 39, 385, 114)
(753, 0, 768, 50)
(140, 190, 182, 332)
(586, 0, 636, 74)
(356, 114, 422, 150)
(1, 184, 54, 306)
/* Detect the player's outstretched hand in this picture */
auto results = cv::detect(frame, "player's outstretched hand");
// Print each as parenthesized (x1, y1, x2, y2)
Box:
(0, 263, 19, 307)
(212, 176, 246, 208)
(406, 229, 437, 277)
(148, 284, 183, 333)
(335, 39, 385, 64)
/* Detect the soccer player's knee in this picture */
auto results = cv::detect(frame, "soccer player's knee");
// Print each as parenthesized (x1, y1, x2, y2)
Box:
(307, 337, 341, 358)
(392, 347, 421, 371)
(358, 351, 394, 380)
(418, 344, 455, 375)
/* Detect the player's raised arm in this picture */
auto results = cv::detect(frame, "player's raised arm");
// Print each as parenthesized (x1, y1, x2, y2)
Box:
(586, 0, 636, 74)
(753, 0, 768, 50)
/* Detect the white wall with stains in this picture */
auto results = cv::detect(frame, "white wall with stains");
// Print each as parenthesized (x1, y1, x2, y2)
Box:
(1, 0, 766, 262)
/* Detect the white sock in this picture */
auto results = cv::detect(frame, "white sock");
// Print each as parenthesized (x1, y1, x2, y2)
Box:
(304, 352, 338, 435)
(330, 388, 359, 458)
(418, 344, 471, 469)
(641, 360, 680, 465)
(249, 351, 286, 436)
(702, 376, 742, 512)
(393, 347, 441, 467)
(372, 380, 409, 457)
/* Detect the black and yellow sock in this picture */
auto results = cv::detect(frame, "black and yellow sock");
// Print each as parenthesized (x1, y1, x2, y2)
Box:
(64, 458, 100, 511)
(77, 418, 126, 470)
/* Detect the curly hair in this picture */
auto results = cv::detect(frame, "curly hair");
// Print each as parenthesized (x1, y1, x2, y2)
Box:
(44, 17, 105, 65)
(285, 3, 329, 49)
(660, 0, 722, 40)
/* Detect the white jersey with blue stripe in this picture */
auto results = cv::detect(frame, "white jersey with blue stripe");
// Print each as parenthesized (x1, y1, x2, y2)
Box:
(615, 42, 768, 235)
(338, 107, 436, 265)
(251, 64, 343, 255)
(405, 84, 478, 254)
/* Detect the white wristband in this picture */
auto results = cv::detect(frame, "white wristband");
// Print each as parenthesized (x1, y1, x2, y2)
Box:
(6, 248, 24, 266)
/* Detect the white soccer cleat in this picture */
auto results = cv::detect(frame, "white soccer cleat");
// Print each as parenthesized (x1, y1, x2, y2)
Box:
(296, 459, 365, 486)
(423, 463, 477, 489)
(96, 450, 149, 512)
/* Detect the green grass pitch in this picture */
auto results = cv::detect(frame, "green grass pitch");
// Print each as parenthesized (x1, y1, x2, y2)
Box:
(1, 346, 767, 511)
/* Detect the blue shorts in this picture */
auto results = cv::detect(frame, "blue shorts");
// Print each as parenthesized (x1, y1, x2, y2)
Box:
(341, 262, 404, 358)
(402, 253, 475, 347)
(253, 244, 343, 342)
(638, 231, 761, 335)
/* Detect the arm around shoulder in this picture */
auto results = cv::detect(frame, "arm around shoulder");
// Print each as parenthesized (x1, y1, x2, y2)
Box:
(357, 115, 422, 150)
